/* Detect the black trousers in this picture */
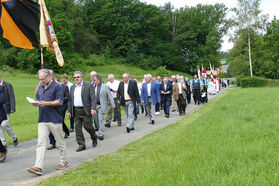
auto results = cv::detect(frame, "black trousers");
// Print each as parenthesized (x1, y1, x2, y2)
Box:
(74, 108, 97, 148)
(201, 87, 208, 104)
(193, 89, 201, 104)
(186, 91, 191, 104)
(0, 140, 6, 153)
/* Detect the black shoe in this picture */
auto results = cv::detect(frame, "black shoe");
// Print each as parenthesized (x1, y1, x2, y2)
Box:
(76, 146, 86, 152)
(105, 124, 111, 128)
(64, 134, 69, 139)
(126, 127, 130, 133)
(92, 140, 98, 148)
(112, 119, 116, 122)
(94, 128, 98, 132)
(13, 138, 18, 146)
(134, 115, 137, 121)
(97, 135, 104, 140)
(131, 127, 135, 131)
(149, 120, 155, 124)
(69, 129, 74, 133)
(117, 122, 122, 126)
(166, 115, 169, 118)
(0, 150, 7, 162)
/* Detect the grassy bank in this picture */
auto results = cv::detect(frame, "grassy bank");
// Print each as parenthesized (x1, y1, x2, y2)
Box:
(1, 64, 184, 144)
(41, 87, 279, 185)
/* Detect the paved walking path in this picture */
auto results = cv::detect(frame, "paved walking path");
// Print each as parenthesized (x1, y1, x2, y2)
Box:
(1, 87, 229, 186)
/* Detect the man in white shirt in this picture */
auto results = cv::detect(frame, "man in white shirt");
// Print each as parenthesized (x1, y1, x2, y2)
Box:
(62, 74, 73, 92)
(141, 74, 160, 124)
(117, 73, 140, 133)
(67, 71, 98, 152)
(105, 74, 121, 127)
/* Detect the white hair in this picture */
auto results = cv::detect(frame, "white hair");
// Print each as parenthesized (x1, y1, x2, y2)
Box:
(123, 73, 130, 78)
(146, 74, 152, 79)
(108, 74, 114, 79)
(90, 71, 97, 76)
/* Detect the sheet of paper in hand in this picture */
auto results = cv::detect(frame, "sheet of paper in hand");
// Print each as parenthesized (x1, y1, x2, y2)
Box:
(26, 97, 39, 106)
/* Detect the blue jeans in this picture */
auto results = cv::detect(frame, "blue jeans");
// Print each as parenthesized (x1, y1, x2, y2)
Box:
(113, 108, 117, 121)
(162, 100, 171, 116)
(155, 102, 160, 112)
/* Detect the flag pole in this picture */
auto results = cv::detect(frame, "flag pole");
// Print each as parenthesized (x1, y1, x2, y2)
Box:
(40, 45, 44, 69)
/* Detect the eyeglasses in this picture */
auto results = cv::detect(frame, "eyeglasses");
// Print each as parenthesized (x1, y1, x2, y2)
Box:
(39, 77, 47, 81)
(74, 76, 80, 79)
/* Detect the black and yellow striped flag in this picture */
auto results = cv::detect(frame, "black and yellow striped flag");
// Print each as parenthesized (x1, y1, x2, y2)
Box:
(0, 0, 40, 49)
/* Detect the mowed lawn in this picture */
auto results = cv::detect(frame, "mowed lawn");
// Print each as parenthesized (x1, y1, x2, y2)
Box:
(2, 71, 39, 143)
(41, 87, 279, 186)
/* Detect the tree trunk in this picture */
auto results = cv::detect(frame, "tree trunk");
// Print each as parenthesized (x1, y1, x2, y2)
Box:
(248, 32, 253, 76)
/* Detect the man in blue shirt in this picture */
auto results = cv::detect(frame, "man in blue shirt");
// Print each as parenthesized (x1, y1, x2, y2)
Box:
(27, 69, 68, 176)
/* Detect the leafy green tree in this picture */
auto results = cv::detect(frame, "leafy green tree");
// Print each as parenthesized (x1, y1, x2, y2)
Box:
(231, 0, 268, 76)
(175, 4, 230, 73)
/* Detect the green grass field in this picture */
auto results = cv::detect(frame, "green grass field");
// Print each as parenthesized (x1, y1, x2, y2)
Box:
(1, 64, 184, 144)
(40, 87, 279, 185)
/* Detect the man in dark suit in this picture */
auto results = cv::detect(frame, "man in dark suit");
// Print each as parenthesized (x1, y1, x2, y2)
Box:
(117, 73, 140, 133)
(0, 85, 7, 162)
(184, 76, 191, 104)
(68, 71, 98, 152)
(0, 74, 18, 147)
(159, 77, 173, 118)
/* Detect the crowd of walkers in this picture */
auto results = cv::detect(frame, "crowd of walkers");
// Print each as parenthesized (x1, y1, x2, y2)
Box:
(0, 69, 224, 175)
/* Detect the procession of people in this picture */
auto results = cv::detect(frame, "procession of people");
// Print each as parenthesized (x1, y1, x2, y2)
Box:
(0, 69, 224, 175)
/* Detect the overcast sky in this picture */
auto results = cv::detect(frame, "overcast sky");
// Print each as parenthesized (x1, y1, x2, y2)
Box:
(139, 0, 278, 51)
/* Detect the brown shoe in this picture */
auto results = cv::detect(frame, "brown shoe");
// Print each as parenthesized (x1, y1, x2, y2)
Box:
(56, 161, 69, 170)
(47, 145, 56, 150)
(26, 167, 42, 175)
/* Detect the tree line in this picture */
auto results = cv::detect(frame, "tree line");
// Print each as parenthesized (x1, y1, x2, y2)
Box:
(0, 0, 230, 74)
(228, 0, 279, 79)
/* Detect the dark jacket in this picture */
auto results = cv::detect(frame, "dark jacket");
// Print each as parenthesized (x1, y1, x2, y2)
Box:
(0, 86, 7, 124)
(117, 80, 140, 107)
(159, 82, 173, 103)
(68, 82, 96, 117)
(184, 79, 191, 93)
(2, 81, 15, 114)
(61, 84, 69, 113)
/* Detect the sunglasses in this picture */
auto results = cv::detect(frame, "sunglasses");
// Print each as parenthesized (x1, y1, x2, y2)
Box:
(74, 76, 80, 79)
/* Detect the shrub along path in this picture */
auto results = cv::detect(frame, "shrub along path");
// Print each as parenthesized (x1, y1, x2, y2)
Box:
(0, 87, 228, 186)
